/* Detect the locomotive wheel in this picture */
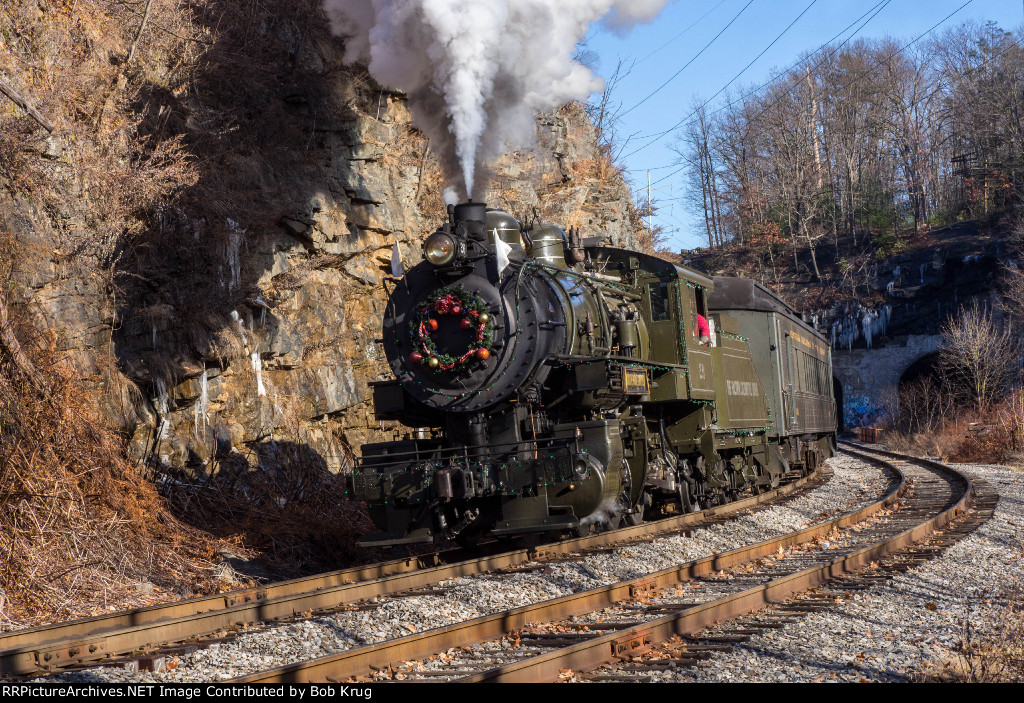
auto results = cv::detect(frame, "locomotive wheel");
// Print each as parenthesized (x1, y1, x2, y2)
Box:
(678, 480, 701, 513)
(573, 522, 595, 538)
(624, 491, 651, 526)
(624, 501, 644, 526)
(678, 482, 693, 512)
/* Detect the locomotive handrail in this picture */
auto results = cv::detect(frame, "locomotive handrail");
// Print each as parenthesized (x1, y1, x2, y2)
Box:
(356, 438, 579, 469)
(551, 353, 686, 369)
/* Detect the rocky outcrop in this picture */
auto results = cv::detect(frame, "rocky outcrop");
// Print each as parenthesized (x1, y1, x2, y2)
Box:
(4, 20, 642, 479)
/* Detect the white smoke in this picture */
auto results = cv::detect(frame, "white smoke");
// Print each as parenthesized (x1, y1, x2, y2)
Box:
(442, 186, 459, 207)
(325, 0, 672, 198)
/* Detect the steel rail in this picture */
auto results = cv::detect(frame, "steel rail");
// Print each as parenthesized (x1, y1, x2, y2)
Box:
(451, 446, 972, 682)
(230, 450, 909, 683)
(1, 468, 820, 675)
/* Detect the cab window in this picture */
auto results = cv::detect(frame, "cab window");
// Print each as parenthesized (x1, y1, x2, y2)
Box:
(648, 281, 670, 321)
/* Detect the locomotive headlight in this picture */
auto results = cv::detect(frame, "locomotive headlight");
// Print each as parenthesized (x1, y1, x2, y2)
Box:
(424, 232, 457, 266)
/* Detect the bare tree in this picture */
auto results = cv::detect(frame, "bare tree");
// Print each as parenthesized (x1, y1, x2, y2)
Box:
(675, 25, 1024, 272)
(880, 376, 952, 434)
(678, 101, 724, 248)
(939, 301, 1021, 412)
(584, 57, 636, 179)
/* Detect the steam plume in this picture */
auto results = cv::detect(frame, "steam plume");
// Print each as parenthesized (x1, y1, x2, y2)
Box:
(325, 0, 672, 198)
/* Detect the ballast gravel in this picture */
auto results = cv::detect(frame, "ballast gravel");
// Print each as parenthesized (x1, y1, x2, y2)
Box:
(37, 455, 892, 683)
(604, 462, 1024, 683)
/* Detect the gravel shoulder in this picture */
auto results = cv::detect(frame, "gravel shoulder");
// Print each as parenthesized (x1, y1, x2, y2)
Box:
(646, 461, 1024, 682)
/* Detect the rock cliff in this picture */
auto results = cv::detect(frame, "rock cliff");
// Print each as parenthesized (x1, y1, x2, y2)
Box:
(1, 7, 642, 480)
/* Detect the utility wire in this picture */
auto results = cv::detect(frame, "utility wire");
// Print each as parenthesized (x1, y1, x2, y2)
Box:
(644, 0, 971, 169)
(620, 0, 756, 117)
(629, 0, 889, 141)
(625, 0, 891, 156)
(742, 0, 975, 127)
(696, 0, 819, 117)
(628, 0, 821, 192)
(654, 0, 981, 244)
(635, 0, 729, 66)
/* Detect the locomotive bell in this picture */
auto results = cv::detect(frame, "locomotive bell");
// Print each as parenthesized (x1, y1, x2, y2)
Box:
(527, 224, 568, 267)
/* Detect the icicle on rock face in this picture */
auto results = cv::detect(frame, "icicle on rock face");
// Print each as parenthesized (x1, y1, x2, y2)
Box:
(226, 219, 243, 292)
(861, 310, 875, 350)
(251, 350, 266, 397)
(194, 368, 209, 434)
(155, 378, 170, 440)
(230, 310, 249, 349)
(325, 0, 670, 198)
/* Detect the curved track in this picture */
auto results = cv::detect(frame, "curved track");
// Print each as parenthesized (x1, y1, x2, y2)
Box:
(2, 468, 824, 677)
(229, 445, 980, 683)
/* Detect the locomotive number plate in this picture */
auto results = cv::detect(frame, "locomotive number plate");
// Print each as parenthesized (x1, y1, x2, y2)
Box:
(621, 367, 650, 395)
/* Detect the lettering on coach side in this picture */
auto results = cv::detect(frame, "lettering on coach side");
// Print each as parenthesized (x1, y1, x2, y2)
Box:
(726, 380, 760, 397)
(789, 330, 826, 356)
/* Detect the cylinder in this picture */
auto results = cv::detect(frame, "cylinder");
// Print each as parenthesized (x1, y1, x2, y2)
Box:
(435, 469, 454, 499)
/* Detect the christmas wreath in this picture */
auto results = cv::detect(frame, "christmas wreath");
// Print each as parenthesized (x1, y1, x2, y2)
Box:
(408, 285, 495, 370)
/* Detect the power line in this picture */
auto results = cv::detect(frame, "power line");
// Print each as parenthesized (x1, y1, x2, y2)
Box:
(636, 0, 821, 189)
(635, 0, 729, 66)
(641, 0, 972, 166)
(643, 1, 980, 245)
(620, 0, 757, 117)
(624, 0, 892, 156)
(741, 0, 975, 127)
(696, 0, 819, 117)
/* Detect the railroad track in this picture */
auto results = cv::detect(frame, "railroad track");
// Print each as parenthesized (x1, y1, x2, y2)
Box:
(573, 445, 999, 682)
(2, 465, 826, 678)
(224, 445, 981, 683)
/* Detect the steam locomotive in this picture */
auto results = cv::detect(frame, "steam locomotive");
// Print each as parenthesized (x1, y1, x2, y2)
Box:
(349, 202, 836, 546)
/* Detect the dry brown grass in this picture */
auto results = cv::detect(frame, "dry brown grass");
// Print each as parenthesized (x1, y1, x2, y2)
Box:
(0, 0, 199, 258)
(882, 386, 1024, 467)
(157, 442, 376, 577)
(922, 592, 1024, 682)
(0, 283, 232, 629)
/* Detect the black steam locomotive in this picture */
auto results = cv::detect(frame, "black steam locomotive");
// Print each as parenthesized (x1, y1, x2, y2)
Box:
(349, 202, 836, 546)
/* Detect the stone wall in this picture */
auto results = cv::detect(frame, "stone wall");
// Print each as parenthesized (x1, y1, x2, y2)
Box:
(832, 335, 942, 428)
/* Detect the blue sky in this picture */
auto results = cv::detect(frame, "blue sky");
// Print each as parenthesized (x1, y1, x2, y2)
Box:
(587, 0, 1024, 251)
